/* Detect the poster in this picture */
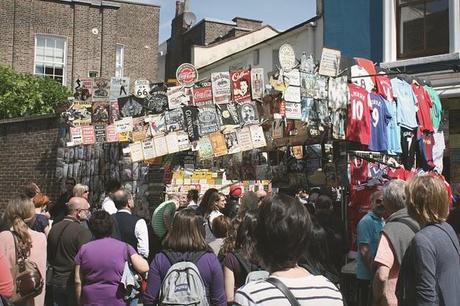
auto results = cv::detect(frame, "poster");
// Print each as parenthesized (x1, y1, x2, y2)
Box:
(177, 131, 191, 151)
(81, 125, 96, 145)
(217, 103, 240, 127)
(69, 127, 83, 146)
(224, 131, 241, 154)
(145, 114, 165, 136)
(209, 132, 228, 157)
(167, 86, 188, 110)
(319, 47, 341, 77)
(110, 77, 130, 99)
(105, 124, 118, 143)
(198, 105, 220, 137)
(142, 139, 156, 160)
(239, 101, 259, 125)
(237, 127, 253, 151)
(272, 119, 284, 139)
(165, 108, 184, 132)
(285, 102, 302, 120)
(328, 76, 348, 111)
(94, 124, 106, 143)
(145, 83, 168, 114)
(71, 101, 92, 126)
(251, 68, 265, 100)
(195, 136, 214, 160)
(118, 96, 144, 118)
(284, 85, 301, 102)
(211, 72, 231, 104)
(279, 44, 296, 71)
(132, 117, 149, 142)
(250, 125, 267, 148)
(182, 106, 200, 142)
(74, 78, 92, 101)
(192, 81, 213, 106)
(92, 78, 110, 100)
(109, 99, 121, 123)
(92, 100, 110, 124)
(285, 69, 301, 86)
(166, 132, 180, 154)
(115, 117, 133, 142)
(231, 69, 252, 102)
(129, 142, 144, 162)
(153, 135, 168, 156)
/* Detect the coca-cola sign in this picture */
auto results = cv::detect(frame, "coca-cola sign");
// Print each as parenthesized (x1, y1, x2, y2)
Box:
(176, 63, 198, 87)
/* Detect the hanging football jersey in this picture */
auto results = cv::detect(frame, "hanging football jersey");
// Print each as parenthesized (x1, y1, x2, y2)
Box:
(349, 157, 369, 185)
(400, 127, 417, 170)
(424, 86, 442, 131)
(417, 132, 435, 171)
(328, 76, 348, 111)
(354, 57, 377, 84)
(369, 94, 391, 152)
(432, 131, 445, 173)
(412, 84, 434, 133)
(385, 100, 402, 155)
(376, 75, 394, 102)
(346, 83, 371, 145)
(391, 78, 418, 129)
(351, 65, 375, 93)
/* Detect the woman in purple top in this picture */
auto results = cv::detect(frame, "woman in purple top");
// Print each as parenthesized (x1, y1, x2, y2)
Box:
(75, 211, 149, 306)
(142, 208, 226, 306)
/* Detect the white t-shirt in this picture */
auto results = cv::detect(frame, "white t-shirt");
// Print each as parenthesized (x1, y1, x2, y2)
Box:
(208, 210, 223, 226)
(101, 196, 117, 215)
(433, 131, 446, 173)
(234, 275, 343, 306)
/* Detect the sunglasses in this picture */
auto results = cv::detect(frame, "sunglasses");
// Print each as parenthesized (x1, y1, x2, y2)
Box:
(84, 190, 89, 193)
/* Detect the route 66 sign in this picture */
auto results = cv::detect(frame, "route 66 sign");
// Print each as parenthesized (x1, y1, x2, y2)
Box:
(134, 79, 150, 98)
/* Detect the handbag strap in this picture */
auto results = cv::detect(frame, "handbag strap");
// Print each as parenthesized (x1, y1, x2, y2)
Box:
(265, 277, 301, 306)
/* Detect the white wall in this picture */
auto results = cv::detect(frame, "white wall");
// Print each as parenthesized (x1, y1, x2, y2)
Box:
(198, 18, 323, 79)
(192, 26, 279, 69)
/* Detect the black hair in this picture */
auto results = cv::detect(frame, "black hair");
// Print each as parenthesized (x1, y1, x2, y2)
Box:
(187, 189, 199, 203)
(299, 216, 338, 278)
(197, 188, 219, 216)
(316, 194, 333, 211)
(66, 177, 77, 185)
(113, 191, 129, 210)
(89, 210, 114, 239)
(255, 194, 311, 272)
(105, 179, 122, 194)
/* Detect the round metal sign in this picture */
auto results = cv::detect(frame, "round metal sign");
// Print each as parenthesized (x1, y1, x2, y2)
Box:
(176, 63, 198, 87)
(278, 44, 296, 71)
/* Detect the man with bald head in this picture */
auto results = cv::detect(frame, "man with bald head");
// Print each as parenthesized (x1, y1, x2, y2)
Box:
(48, 197, 92, 306)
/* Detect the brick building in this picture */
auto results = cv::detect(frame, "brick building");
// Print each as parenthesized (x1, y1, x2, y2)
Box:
(165, 0, 272, 81)
(0, 0, 160, 86)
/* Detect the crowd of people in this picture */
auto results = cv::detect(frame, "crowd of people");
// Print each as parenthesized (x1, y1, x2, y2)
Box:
(0, 175, 460, 306)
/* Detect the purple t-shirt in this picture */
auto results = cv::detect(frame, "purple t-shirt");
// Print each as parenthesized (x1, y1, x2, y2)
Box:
(142, 251, 226, 306)
(75, 237, 136, 306)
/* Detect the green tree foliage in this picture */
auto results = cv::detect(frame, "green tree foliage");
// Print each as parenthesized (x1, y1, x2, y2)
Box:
(0, 65, 71, 119)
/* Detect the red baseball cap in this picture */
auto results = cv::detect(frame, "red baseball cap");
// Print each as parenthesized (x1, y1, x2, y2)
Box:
(229, 184, 242, 197)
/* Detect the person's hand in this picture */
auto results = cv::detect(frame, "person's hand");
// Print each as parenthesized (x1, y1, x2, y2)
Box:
(44, 212, 51, 219)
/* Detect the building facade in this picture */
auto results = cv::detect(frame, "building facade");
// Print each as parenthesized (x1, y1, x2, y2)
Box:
(164, 0, 278, 81)
(0, 0, 160, 86)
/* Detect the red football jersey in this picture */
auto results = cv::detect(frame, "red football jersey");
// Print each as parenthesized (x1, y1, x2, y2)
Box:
(376, 75, 394, 101)
(412, 84, 433, 133)
(346, 83, 371, 145)
(349, 158, 369, 185)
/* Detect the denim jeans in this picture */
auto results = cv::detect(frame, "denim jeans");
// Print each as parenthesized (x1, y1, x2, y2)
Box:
(129, 297, 139, 306)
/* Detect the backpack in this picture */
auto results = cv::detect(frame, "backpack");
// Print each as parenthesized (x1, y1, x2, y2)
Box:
(10, 231, 44, 305)
(233, 251, 269, 284)
(159, 251, 209, 306)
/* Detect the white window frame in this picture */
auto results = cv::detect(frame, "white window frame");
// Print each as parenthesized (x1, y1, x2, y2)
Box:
(116, 44, 125, 78)
(33, 34, 67, 85)
(382, 0, 460, 64)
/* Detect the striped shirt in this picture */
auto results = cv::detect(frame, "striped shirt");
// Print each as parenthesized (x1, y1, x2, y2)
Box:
(233, 275, 343, 306)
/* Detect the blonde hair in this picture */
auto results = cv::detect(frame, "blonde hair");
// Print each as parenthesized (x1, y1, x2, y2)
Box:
(5, 196, 35, 253)
(406, 176, 449, 226)
(73, 184, 89, 198)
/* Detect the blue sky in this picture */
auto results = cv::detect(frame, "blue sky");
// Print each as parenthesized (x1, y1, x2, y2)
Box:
(139, 0, 316, 43)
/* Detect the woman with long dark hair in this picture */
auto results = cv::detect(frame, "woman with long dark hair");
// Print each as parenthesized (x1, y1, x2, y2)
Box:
(220, 211, 261, 304)
(142, 208, 226, 306)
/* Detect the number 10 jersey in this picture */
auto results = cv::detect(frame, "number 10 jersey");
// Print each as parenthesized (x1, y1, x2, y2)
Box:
(346, 83, 371, 145)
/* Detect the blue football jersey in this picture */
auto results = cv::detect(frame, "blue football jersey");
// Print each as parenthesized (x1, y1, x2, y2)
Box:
(369, 94, 391, 152)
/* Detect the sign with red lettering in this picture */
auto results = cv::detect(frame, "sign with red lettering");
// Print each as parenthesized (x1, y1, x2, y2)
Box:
(176, 63, 198, 87)
(230, 69, 251, 102)
(192, 81, 213, 106)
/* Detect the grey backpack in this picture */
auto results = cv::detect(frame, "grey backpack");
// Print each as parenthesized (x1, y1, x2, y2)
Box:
(233, 251, 269, 284)
(159, 251, 208, 306)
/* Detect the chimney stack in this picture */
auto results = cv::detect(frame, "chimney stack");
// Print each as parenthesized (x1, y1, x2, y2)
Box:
(175, 0, 185, 16)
